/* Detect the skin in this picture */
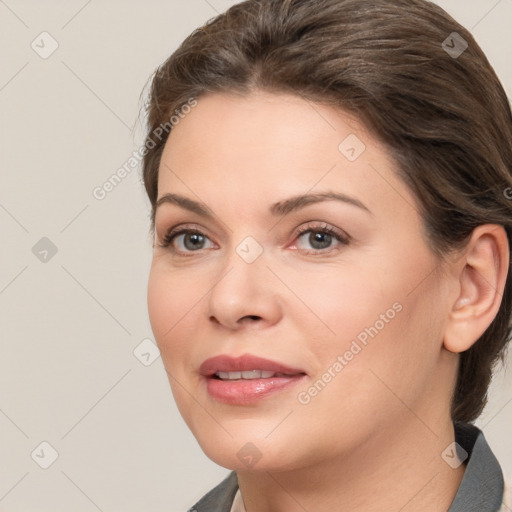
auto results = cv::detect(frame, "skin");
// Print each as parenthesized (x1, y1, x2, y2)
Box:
(147, 91, 509, 511)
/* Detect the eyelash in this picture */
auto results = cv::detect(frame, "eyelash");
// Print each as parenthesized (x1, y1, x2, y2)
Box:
(159, 222, 350, 256)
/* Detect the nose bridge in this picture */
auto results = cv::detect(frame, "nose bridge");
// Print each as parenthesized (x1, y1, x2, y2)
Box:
(206, 231, 281, 327)
(213, 232, 268, 302)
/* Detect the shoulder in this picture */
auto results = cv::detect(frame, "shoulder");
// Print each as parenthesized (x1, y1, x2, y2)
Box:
(189, 471, 239, 512)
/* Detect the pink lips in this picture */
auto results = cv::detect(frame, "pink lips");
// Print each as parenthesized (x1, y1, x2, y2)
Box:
(200, 354, 307, 405)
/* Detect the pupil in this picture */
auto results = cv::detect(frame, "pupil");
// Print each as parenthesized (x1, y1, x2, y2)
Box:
(185, 233, 204, 250)
(310, 232, 331, 249)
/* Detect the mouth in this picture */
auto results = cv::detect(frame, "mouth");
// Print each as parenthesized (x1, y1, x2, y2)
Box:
(200, 354, 307, 404)
(213, 370, 296, 380)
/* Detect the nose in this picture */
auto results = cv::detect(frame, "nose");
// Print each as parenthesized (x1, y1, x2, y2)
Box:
(206, 245, 283, 331)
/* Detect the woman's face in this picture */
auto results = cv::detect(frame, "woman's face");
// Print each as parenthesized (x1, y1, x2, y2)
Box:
(148, 91, 457, 471)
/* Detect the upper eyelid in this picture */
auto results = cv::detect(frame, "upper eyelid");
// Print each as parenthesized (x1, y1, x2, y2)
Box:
(160, 221, 344, 238)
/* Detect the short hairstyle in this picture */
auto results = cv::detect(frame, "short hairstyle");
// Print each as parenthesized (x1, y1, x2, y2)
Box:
(141, 0, 512, 423)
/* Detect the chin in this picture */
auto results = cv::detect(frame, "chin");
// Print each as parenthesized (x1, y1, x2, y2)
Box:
(190, 424, 312, 473)
(200, 443, 298, 473)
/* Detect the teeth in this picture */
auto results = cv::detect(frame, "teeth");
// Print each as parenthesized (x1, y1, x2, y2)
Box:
(216, 370, 277, 380)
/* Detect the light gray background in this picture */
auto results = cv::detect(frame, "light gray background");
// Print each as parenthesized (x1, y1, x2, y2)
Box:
(0, 0, 511, 510)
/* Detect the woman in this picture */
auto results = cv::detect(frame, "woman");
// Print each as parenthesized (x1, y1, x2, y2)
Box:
(141, 0, 512, 510)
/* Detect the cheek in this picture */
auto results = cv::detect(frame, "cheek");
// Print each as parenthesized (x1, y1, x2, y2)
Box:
(332, 284, 442, 414)
(147, 265, 172, 342)
(293, 251, 441, 390)
(147, 263, 198, 363)
(287, 264, 391, 352)
(147, 264, 203, 421)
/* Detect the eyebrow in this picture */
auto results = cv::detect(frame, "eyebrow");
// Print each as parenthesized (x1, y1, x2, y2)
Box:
(154, 191, 373, 219)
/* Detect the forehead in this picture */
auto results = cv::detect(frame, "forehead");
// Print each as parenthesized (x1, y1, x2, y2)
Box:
(157, 91, 416, 221)
(162, 91, 367, 169)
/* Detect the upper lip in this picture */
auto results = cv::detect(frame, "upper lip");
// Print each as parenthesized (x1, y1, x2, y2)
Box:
(199, 354, 306, 377)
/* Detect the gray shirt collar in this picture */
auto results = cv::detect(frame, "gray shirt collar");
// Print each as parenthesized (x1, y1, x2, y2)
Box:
(191, 422, 504, 512)
(448, 422, 504, 511)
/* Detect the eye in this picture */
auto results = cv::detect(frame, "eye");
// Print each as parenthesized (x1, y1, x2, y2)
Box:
(293, 223, 349, 254)
(159, 225, 215, 254)
(158, 222, 349, 256)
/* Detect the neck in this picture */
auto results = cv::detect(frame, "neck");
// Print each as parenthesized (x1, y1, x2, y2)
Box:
(237, 417, 465, 512)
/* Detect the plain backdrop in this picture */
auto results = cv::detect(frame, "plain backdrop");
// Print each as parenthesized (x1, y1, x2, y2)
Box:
(0, 0, 511, 510)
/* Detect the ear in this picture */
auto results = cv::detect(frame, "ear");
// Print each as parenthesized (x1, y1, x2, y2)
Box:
(443, 224, 510, 353)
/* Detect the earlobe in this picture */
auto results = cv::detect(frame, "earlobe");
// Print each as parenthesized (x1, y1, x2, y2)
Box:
(443, 224, 509, 354)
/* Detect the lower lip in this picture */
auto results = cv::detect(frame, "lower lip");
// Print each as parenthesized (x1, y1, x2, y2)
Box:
(205, 375, 306, 404)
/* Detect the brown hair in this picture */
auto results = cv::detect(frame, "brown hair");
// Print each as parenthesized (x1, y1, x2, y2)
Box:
(141, 0, 512, 423)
